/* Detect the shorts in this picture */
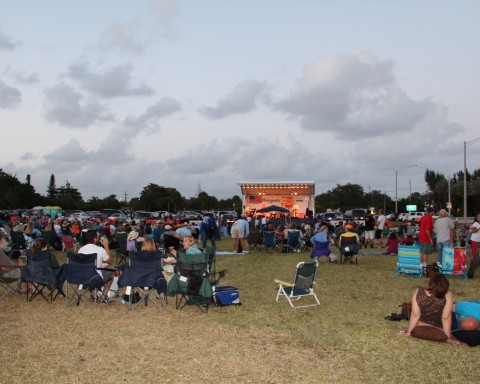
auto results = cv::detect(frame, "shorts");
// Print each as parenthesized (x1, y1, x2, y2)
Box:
(375, 229, 383, 240)
(364, 230, 375, 241)
(230, 226, 245, 239)
(101, 270, 114, 284)
(419, 242, 434, 255)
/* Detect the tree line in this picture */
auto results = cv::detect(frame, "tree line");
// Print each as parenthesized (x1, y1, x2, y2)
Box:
(1, 168, 479, 215)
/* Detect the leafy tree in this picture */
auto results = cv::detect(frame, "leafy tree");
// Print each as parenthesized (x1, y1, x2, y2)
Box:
(0, 169, 42, 209)
(47, 174, 57, 198)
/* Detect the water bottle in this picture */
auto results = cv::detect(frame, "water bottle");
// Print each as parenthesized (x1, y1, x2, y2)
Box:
(120, 299, 126, 304)
(115, 290, 119, 298)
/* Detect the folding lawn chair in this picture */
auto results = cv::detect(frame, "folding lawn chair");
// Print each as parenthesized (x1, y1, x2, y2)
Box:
(274, 261, 320, 308)
(339, 236, 360, 264)
(9, 231, 27, 259)
(310, 241, 331, 263)
(21, 250, 60, 302)
(115, 237, 128, 266)
(438, 246, 468, 280)
(167, 252, 213, 313)
(395, 245, 423, 279)
(61, 235, 79, 253)
(0, 264, 23, 300)
(247, 229, 263, 250)
(58, 252, 104, 308)
(286, 231, 302, 253)
(205, 246, 226, 285)
(262, 231, 278, 252)
(117, 250, 166, 310)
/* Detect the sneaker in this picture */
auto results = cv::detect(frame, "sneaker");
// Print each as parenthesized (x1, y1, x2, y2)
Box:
(100, 297, 114, 304)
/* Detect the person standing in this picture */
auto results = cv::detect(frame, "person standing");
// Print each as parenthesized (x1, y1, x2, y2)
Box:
(364, 214, 375, 248)
(375, 209, 386, 248)
(231, 216, 249, 253)
(434, 209, 454, 265)
(470, 213, 480, 260)
(419, 207, 436, 268)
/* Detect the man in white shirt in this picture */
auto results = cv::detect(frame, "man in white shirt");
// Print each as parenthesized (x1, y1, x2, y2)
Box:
(375, 209, 387, 248)
(78, 230, 113, 303)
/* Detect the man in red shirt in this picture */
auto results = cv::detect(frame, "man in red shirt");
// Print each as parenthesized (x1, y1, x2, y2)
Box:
(419, 207, 436, 267)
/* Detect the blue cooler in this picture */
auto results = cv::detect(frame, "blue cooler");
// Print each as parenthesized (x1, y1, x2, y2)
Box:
(212, 285, 241, 306)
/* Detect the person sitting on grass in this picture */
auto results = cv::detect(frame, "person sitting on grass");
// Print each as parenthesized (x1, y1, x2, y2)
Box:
(383, 232, 400, 255)
(399, 272, 462, 346)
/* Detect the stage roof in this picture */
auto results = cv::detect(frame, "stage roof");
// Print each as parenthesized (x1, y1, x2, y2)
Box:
(238, 181, 315, 196)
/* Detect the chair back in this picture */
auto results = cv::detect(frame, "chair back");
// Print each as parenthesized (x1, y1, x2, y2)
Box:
(311, 241, 330, 258)
(63, 252, 102, 287)
(117, 237, 127, 254)
(287, 231, 300, 247)
(441, 246, 467, 276)
(262, 231, 277, 247)
(27, 250, 52, 268)
(61, 235, 76, 250)
(395, 245, 422, 278)
(293, 261, 318, 291)
(128, 250, 163, 270)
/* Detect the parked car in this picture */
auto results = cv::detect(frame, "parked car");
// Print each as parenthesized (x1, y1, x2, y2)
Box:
(108, 213, 128, 223)
(397, 213, 409, 222)
(69, 212, 89, 221)
(406, 211, 425, 223)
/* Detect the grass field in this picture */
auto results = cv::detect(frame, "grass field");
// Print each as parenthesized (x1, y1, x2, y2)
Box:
(1, 239, 479, 384)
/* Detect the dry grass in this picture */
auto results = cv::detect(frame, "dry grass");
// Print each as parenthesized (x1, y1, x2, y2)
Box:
(1, 240, 480, 384)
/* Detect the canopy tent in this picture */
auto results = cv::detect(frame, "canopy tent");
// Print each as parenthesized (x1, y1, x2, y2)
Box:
(255, 205, 290, 214)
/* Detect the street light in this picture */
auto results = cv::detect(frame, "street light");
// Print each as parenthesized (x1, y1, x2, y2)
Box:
(395, 164, 417, 214)
(463, 138, 480, 224)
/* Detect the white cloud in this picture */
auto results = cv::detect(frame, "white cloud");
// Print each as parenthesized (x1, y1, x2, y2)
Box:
(99, 22, 145, 55)
(3, 66, 40, 85)
(0, 28, 16, 50)
(67, 61, 154, 98)
(0, 79, 21, 108)
(150, 0, 180, 26)
(44, 82, 113, 128)
(199, 79, 269, 119)
(124, 97, 182, 132)
(274, 52, 435, 138)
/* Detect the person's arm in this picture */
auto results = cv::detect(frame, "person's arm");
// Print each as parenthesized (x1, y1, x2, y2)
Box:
(404, 290, 421, 336)
(441, 292, 454, 339)
(100, 237, 112, 264)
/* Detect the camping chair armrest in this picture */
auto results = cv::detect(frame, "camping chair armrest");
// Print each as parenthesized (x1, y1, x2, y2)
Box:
(274, 279, 294, 287)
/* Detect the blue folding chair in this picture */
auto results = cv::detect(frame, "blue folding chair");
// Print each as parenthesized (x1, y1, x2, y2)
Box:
(275, 261, 320, 308)
(310, 241, 331, 263)
(262, 231, 278, 252)
(395, 245, 423, 279)
(21, 250, 59, 302)
(438, 246, 468, 280)
(118, 250, 166, 310)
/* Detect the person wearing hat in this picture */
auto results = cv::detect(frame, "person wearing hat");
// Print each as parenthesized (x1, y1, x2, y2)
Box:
(338, 224, 360, 263)
(127, 230, 139, 252)
(162, 225, 181, 251)
(419, 207, 436, 268)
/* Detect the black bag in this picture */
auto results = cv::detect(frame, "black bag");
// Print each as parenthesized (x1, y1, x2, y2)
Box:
(425, 263, 439, 277)
(122, 292, 141, 303)
(468, 257, 480, 279)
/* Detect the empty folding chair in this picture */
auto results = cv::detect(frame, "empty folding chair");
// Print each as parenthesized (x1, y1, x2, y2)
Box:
(395, 245, 423, 279)
(117, 250, 166, 310)
(9, 230, 27, 259)
(274, 261, 320, 308)
(21, 249, 60, 302)
(57, 252, 104, 308)
(167, 252, 212, 313)
(205, 246, 226, 285)
(438, 246, 468, 280)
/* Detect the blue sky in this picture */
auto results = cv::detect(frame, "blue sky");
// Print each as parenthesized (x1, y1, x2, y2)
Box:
(1, 0, 479, 207)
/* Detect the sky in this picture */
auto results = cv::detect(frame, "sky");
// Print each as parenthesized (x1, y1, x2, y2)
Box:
(1, 0, 479, 206)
